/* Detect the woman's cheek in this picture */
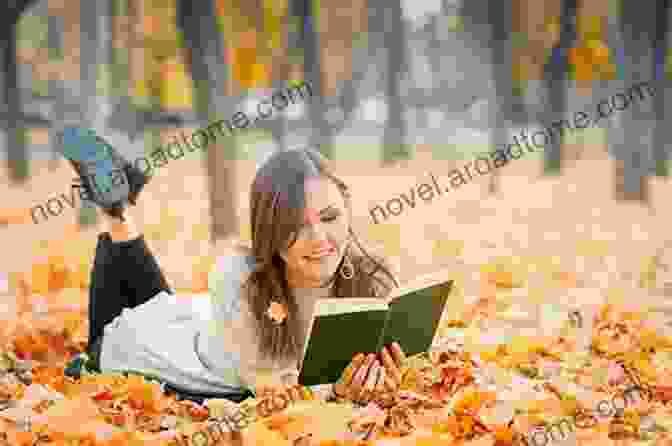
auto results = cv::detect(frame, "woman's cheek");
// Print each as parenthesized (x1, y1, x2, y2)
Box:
(328, 222, 350, 252)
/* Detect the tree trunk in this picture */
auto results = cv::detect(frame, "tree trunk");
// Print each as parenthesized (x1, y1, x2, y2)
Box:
(612, 0, 660, 204)
(542, 0, 576, 175)
(47, 0, 64, 171)
(296, 0, 374, 160)
(298, 0, 333, 158)
(264, 0, 290, 152)
(178, 0, 238, 243)
(0, 19, 29, 183)
(652, 0, 670, 177)
(487, 0, 511, 194)
(380, 0, 409, 165)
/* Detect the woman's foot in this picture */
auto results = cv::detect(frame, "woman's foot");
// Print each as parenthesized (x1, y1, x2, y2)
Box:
(57, 126, 149, 221)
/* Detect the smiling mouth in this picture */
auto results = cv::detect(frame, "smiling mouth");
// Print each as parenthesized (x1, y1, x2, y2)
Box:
(304, 248, 336, 261)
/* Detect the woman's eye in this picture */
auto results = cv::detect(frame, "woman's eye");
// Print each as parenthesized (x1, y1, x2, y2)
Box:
(322, 215, 338, 223)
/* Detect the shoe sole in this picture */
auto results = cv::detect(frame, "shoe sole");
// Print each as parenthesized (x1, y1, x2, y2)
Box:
(58, 127, 130, 207)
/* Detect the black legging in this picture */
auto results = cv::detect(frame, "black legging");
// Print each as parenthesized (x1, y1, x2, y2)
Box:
(86, 232, 252, 403)
(87, 232, 173, 360)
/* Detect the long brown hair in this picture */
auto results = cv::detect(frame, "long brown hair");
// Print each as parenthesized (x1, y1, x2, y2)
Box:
(245, 147, 399, 360)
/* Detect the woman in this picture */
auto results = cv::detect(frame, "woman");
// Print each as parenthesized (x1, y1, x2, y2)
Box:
(59, 127, 405, 411)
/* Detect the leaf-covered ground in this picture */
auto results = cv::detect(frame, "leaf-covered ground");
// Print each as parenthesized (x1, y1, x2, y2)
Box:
(2, 252, 672, 446)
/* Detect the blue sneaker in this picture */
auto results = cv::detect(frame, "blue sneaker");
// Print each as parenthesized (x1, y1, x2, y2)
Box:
(57, 126, 149, 221)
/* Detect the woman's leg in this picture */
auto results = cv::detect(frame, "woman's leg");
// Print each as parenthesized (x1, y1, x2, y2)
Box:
(88, 213, 173, 358)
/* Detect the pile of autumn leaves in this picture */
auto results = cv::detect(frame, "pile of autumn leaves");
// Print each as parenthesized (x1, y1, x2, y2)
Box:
(1, 230, 672, 445)
(1, 292, 672, 446)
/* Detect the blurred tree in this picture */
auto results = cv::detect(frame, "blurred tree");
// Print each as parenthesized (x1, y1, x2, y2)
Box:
(262, 0, 291, 152)
(297, 0, 381, 160)
(460, 0, 519, 194)
(541, 0, 576, 176)
(652, 0, 670, 177)
(299, 0, 333, 158)
(46, 0, 65, 172)
(377, 0, 410, 165)
(0, 0, 36, 183)
(178, 0, 239, 243)
(611, 0, 668, 204)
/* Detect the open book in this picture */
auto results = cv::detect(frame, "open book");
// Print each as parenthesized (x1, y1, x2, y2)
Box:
(298, 272, 454, 386)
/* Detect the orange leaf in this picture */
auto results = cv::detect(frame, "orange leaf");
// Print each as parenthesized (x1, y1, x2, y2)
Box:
(267, 302, 288, 324)
(493, 424, 516, 446)
(48, 256, 72, 293)
(30, 263, 51, 296)
(414, 434, 455, 446)
(556, 271, 577, 288)
(126, 375, 166, 413)
(6, 430, 36, 446)
(491, 271, 515, 288)
(654, 385, 672, 403)
(454, 389, 487, 413)
(265, 414, 294, 430)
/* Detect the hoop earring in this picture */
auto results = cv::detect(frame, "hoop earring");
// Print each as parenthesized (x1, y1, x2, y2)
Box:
(340, 254, 355, 280)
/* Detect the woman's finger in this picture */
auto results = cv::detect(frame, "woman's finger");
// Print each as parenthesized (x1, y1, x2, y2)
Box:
(292, 385, 306, 402)
(347, 355, 375, 401)
(384, 374, 397, 392)
(364, 361, 380, 393)
(380, 347, 402, 386)
(389, 342, 406, 366)
(343, 353, 366, 386)
(273, 392, 289, 411)
(286, 385, 300, 403)
(375, 364, 387, 394)
(256, 385, 273, 398)
(334, 354, 364, 398)
(360, 360, 380, 403)
(350, 354, 375, 395)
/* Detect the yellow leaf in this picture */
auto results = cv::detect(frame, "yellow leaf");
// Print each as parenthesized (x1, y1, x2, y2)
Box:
(433, 239, 464, 260)
(160, 56, 193, 110)
(29, 263, 50, 296)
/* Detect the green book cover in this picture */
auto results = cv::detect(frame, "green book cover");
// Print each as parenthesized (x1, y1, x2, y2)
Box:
(298, 278, 454, 386)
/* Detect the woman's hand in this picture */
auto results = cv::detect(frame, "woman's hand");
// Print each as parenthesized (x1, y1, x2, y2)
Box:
(380, 342, 405, 390)
(333, 342, 406, 403)
(255, 384, 312, 418)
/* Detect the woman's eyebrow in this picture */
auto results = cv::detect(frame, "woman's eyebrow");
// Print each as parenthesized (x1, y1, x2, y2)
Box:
(319, 205, 338, 215)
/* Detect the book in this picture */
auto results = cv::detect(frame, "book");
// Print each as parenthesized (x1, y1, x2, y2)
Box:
(297, 272, 454, 386)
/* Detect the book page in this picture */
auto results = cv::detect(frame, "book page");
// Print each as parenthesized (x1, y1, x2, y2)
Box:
(313, 298, 388, 317)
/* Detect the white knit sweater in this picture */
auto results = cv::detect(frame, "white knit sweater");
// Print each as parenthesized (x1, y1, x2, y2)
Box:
(99, 254, 330, 394)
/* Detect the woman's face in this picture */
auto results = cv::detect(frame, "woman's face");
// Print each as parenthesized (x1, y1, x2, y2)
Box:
(281, 176, 350, 288)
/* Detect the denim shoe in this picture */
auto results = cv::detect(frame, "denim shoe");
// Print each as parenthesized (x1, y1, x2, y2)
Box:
(58, 127, 149, 220)
(64, 352, 99, 379)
